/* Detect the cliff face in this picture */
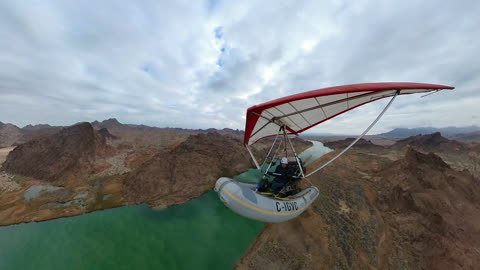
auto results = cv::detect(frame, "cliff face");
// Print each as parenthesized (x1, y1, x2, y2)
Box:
(238, 147, 480, 270)
(97, 128, 118, 140)
(376, 148, 480, 269)
(2, 122, 108, 181)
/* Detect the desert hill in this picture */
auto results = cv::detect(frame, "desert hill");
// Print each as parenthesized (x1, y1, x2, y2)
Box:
(0, 118, 245, 149)
(387, 133, 479, 178)
(375, 148, 480, 269)
(391, 132, 466, 152)
(451, 130, 480, 142)
(0, 122, 61, 147)
(374, 126, 480, 139)
(0, 122, 23, 148)
(323, 138, 384, 150)
(20, 124, 62, 142)
(124, 132, 312, 207)
(238, 147, 480, 270)
(98, 128, 118, 140)
(92, 118, 245, 149)
(2, 122, 109, 181)
(124, 132, 252, 207)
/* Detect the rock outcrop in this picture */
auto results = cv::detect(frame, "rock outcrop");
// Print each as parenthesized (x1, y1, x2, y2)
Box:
(392, 132, 466, 152)
(375, 148, 480, 269)
(92, 118, 124, 133)
(124, 132, 252, 206)
(238, 147, 480, 270)
(0, 122, 62, 147)
(324, 138, 383, 150)
(98, 128, 118, 140)
(0, 122, 23, 148)
(20, 124, 62, 142)
(2, 122, 108, 181)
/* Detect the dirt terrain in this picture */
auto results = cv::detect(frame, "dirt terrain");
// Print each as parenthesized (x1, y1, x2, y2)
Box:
(2, 122, 111, 181)
(0, 147, 19, 193)
(237, 135, 480, 270)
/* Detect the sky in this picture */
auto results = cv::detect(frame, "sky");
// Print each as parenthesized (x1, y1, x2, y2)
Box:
(0, 0, 479, 134)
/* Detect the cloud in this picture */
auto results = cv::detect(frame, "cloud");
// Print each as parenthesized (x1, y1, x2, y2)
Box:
(0, 0, 479, 134)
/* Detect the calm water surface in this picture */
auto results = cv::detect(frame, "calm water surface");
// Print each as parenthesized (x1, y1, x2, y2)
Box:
(0, 192, 264, 270)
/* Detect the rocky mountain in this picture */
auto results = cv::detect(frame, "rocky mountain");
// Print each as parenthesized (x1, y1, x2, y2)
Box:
(2, 122, 109, 181)
(124, 132, 312, 207)
(0, 122, 23, 147)
(451, 130, 480, 143)
(124, 132, 253, 206)
(375, 148, 480, 269)
(238, 148, 480, 270)
(323, 138, 384, 150)
(0, 122, 62, 147)
(20, 124, 62, 143)
(98, 128, 118, 140)
(91, 118, 245, 150)
(91, 118, 125, 132)
(391, 132, 466, 152)
(0, 118, 245, 149)
(375, 126, 480, 139)
(91, 118, 245, 137)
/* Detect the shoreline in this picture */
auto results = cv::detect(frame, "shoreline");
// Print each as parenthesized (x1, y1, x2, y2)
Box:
(0, 139, 314, 228)
(0, 176, 217, 228)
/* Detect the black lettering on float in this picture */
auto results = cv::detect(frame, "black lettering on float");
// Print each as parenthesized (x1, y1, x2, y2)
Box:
(276, 202, 281, 212)
(294, 202, 298, 210)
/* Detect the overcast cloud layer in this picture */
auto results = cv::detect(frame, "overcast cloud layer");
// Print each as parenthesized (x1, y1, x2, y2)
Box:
(0, 0, 479, 134)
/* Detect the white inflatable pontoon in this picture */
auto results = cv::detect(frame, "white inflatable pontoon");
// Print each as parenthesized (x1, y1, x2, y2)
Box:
(215, 177, 319, 223)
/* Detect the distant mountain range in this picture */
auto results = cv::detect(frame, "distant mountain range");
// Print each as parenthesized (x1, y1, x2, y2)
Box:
(375, 126, 480, 137)
(0, 121, 62, 148)
(373, 126, 480, 142)
(0, 119, 244, 148)
(3, 118, 480, 147)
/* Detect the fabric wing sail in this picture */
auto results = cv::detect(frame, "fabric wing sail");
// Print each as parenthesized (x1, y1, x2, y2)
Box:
(244, 82, 454, 146)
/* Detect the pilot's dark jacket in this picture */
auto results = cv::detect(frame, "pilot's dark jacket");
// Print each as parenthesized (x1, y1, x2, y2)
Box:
(273, 164, 294, 184)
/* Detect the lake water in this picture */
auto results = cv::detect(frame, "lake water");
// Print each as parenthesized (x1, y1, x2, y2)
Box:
(0, 140, 332, 270)
(0, 192, 264, 270)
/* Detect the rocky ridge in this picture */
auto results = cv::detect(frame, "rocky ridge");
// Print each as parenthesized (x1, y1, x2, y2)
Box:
(2, 122, 109, 181)
(125, 132, 261, 207)
(323, 138, 384, 150)
(238, 137, 480, 270)
(391, 132, 466, 152)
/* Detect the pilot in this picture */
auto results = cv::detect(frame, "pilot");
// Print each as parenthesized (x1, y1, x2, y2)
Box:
(270, 157, 294, 192)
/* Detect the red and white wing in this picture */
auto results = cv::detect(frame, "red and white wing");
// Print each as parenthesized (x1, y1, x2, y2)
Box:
(244, 82, 454, 146)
